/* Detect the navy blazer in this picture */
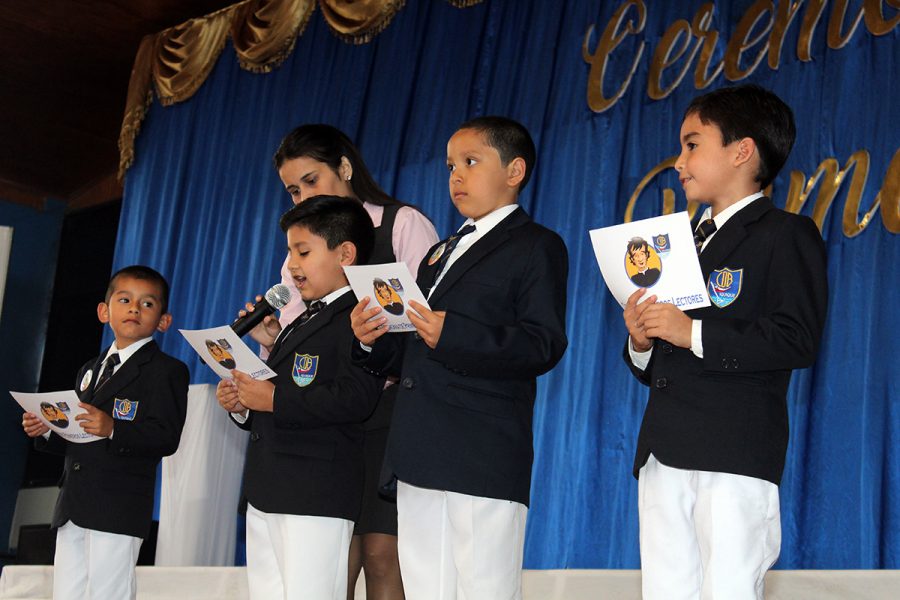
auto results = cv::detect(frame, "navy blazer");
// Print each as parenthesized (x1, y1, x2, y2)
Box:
(361, 207, 569, 506)
(38, 340, 189, 539)
(234, 291, 385, 521)
(625, 198, 828, 485)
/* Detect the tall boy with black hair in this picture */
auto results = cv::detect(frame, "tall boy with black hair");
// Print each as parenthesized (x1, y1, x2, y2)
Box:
(623, 85, 828, 599)
(217, 195, 385, 600)
(22, 265, 189, 600)
(352, 116, 568, 599)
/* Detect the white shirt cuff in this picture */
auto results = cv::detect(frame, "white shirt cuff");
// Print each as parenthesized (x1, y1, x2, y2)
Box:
(690, 320, 704, 359)
(628, 338, 653, 371)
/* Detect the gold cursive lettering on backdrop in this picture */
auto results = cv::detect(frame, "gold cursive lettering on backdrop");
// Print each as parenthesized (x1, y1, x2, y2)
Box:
(585, 0, 900, 111)
(624, 147, 900, 237)
(582, 0, 647, 112)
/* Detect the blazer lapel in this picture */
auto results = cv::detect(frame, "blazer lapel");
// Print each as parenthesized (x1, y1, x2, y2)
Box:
(79, 352, 108, 405)
(91, 341, 157, 409)
(267, 291, 354, 366)
(428, 208, 529, 305)
(699, 197, 774, 274)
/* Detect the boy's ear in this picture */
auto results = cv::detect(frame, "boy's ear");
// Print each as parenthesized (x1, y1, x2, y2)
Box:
(339, 156, 353, 182)
(156, 313, 172, 333)
(506, 157, 527, 188)
(734, 137, 757, 168)
(97, 302, 110, 324)
(339, 241, 357, 266)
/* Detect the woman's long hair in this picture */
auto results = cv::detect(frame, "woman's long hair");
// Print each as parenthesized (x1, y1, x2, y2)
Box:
(273, 124, 402, 207)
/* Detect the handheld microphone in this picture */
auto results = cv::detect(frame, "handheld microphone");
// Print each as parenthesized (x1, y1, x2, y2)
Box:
(230, 284, 293, 337)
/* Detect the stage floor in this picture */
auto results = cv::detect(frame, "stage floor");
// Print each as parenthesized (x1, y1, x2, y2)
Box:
(1, 565, 897, 599)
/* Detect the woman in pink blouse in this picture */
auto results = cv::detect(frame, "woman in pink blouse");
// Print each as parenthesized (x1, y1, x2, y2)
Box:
(271, 124, 438, 600)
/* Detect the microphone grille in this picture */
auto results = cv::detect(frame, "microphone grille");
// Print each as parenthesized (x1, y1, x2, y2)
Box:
(265, 284, 292, 309)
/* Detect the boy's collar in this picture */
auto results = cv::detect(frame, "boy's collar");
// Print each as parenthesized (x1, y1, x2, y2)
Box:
(312, 285, 351, 306)
(464, 203, 519, 230)
(700, 191, 765, 227)
(105, 336, 154, 364)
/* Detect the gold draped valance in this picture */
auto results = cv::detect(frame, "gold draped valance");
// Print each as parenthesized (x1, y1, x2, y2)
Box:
(118, 0, 484, 178)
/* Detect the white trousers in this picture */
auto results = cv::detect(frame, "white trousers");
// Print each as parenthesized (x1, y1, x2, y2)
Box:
(396, 481, 528, 600)
(245, 503, 353, 600)
(638, 454, 781, 600)
(53, 520, 142, 600)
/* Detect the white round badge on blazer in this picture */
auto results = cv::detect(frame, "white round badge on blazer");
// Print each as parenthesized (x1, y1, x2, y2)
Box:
(427, 243, 447, 266)
(80, 369, 93, 392)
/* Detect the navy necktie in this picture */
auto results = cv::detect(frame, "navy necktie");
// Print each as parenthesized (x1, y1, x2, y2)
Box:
(94, 353, 120, 390)
(270, 300, 325, 357)
(693, 218, 717, 254)
(431, 224, 476, 285)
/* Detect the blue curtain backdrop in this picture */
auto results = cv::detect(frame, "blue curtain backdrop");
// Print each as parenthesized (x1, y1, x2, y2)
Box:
(111, 0, 899, 568)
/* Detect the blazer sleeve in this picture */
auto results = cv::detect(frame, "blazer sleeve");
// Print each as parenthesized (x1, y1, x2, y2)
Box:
(229, 411, 254, 431)
(106, 359, 190, 459)
(273, 330, 386, 429)
(621, 336, 654, 385)
(34, 432, 68, 455)
(353, 334, 406, 378)
(430, 229, 569, 379)
(701, 216, 828, 373)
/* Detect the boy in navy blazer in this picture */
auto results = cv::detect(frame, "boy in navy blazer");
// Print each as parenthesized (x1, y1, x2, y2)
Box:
(352, 116, 568, 599)
(217, 195, 385, 600)
(623, 85, 828, 599)
(23, 265, 189, 600)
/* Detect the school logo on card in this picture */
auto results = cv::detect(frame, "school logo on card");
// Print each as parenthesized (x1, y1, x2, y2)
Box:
(80, 369, 93, 391)
(653, 233, 671, 256)
(707, 268, 743, 308)
(388, 278, 403, 292)
(113, 398, 138, 421)
(427, 243, 446, 266)
(292, 353, 319, 387)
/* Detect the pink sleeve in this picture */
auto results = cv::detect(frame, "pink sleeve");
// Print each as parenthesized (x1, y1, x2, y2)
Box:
(277, 253, 307, 327)
(391, 206, 440, 275)
(259, 254, 306, 360)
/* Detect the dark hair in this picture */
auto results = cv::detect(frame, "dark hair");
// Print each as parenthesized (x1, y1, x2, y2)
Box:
(684, 84, 796, 189)
(457, 116, 537, 191)
(106, 265, 171, 314)
(279, 195, 375, 265)
(626, 237, 650, 265)
(273, 124, 402, 208)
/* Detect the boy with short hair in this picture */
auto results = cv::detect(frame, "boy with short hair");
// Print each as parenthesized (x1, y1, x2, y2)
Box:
(216, 195, 385, 600)
(22, 265, 189, 600)
(622, 84, 828, 599)
(351, 116, 569, 599)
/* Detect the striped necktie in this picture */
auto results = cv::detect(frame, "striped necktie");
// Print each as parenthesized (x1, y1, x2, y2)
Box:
(693, 218, 717, 254)
(430, 224, 476, 287)
(270, 300, 325, 357)
(94, 353, 120, 390)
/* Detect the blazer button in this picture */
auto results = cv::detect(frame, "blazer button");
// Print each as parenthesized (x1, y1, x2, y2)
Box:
(250, 432, 260, 442)
(731, 358, 739, 369)
(721, 358, 730, 369)
(401, 377, 415, 389)
(655, 377, 668, 389)
(413, 332, 422, 341)
(72, 462, 81, 472)
(661, 343, 673, 354)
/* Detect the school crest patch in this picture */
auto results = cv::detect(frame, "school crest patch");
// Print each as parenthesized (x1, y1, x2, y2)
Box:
(113, 398, 138, 421)
(707, 268, 743, 308)
(292, 353, 319, 387)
